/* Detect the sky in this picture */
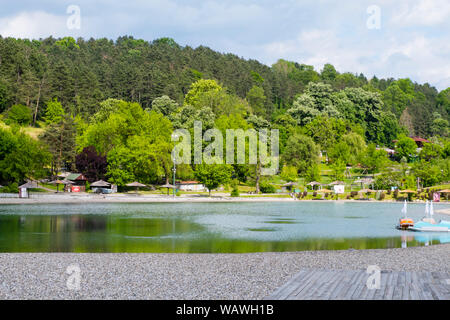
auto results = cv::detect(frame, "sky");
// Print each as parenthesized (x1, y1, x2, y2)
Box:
(0, 0, 449, 91)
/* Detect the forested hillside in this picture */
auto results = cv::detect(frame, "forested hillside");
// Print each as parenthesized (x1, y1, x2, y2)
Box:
(0, 36, 449, 192)
(0, 36, 448, 137)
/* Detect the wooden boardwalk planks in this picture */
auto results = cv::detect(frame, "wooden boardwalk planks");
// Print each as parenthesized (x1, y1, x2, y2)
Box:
(265, 269, 450, 300)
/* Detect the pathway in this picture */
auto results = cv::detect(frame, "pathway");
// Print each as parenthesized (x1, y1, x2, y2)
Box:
(265, 269, 450, 300)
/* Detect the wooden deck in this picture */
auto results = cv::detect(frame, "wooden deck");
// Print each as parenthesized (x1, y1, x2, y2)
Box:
(265, 269, 450, 300)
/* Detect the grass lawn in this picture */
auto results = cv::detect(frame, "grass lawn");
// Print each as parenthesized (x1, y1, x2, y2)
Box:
(0, 121, 45, 140)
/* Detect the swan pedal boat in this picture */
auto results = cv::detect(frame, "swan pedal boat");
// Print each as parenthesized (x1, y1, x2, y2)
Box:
(408, 219, 450, 232)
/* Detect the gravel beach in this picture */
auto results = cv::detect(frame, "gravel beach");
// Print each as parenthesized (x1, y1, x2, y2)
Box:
(0, 245, 448, 300)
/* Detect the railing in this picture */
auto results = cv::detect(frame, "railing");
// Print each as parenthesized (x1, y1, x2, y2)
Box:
(0, 193, 19, 198)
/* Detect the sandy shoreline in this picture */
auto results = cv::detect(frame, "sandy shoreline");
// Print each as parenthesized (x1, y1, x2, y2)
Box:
(1, 193, 450, 206)
(0, 245, 448, 299)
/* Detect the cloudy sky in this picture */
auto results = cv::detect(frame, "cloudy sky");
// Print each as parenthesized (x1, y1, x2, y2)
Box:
(0, 0, 449, 90)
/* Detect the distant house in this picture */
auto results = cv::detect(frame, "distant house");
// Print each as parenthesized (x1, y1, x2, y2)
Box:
(376, 147, 395, 159)
(66, 173, 88, 192)
(90, 180, 117, 194)
(392, 136, 430, 149)
(410, 136, 430, 148)
(176, 181, 205, 192)
(18, 181, 39, 198)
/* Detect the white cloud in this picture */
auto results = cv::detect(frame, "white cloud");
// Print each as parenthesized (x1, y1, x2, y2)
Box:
(262, 27, 450, 90)
(0, 11, 68, 39)
(391, 0, 450, 26)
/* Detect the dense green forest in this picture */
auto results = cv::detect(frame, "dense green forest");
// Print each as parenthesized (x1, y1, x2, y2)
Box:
(0, 36, 449, 192)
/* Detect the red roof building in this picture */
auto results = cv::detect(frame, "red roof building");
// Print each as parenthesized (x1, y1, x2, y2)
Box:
(410, 136, 430, 148)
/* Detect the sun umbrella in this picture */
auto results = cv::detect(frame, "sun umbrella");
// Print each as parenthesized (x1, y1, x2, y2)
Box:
(160, 183, 176, 195)
(358, 188, 375, 193)
(126, 181, 147, 193)
(18, 181, 39, 189)
(49, 179, 66, 192)
(329, 181, 345, 185)
(439, 189, 450, 201)
(91, 180, 111, 187)
(307, 181, 321, 190)
(318, 188, 333, 193)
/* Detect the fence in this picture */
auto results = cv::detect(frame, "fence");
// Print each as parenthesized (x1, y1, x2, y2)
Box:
(0, 193, 19, 198)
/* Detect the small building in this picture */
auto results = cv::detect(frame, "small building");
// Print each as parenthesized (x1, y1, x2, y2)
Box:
(392, 136, 430, 149)
(410, 136, 430, 148)
(281, 182, 296, 192)
(90, 180, 117, 194)
(18, 181, 38, 198)
(66, 173, 88, 192)
(176, 181, 205, 192)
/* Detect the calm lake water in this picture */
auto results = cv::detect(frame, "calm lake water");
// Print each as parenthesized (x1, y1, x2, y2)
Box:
(0, 202, 449, 253)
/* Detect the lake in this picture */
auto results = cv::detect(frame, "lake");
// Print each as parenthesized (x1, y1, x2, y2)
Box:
(0, 201, 449, 252)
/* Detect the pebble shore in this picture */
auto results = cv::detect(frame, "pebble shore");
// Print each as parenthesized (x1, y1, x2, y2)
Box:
(0, 244, 448, 300)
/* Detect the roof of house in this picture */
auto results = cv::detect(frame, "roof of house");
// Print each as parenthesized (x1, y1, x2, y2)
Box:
(176, 181, 202, 185)
(91, 180, 111, 187)
(126, 182, 146, 187)
(329, 181, 345, 185)
(18, 181, 39, 189)
(392, 137, 430, 144)
(410, 136, 430, 143)
(66, 173, 87, 181)
(160, 183, 176, 188)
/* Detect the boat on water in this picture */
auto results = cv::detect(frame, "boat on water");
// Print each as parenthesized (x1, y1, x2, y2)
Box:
(409, 201, 450, 232)
(396, 200, 414, 230)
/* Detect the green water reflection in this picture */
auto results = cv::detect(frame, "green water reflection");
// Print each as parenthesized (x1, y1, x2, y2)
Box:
(0, 202, 449, 252)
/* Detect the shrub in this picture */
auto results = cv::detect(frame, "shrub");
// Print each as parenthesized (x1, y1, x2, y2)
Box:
(260, 181, 276, 193)
(230, 179, 240, 197)
(0, 182, 19, 193)
(5, 104, 32, 126)
(176, 190, 181, 197)
(230, 187, 240, 197)
(393, 189, 399, 199)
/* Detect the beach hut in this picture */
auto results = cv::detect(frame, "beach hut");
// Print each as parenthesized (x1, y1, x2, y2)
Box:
(126, 182, 147, 193)
(281, 182, 296, 192)
(91, 180, 113, 194)
(18, 181, 39, 198)
(176, 181, 205, 192)
(353, 177, 374, 190)
(307, 181, 321, 190)
(400, 189, 416, 201)
(439, 189, 450, 201)
(160, 183, 176, 195)
(66, 173, 88, 192)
